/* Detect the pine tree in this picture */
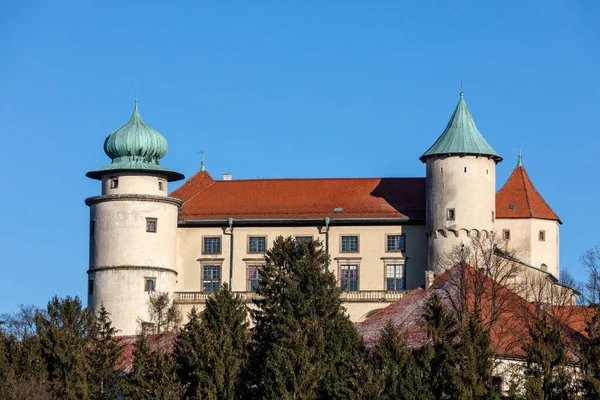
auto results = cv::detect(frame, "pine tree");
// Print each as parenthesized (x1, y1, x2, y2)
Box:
(251, 236, 367, 399)
(369, 320, 428, 400)
(581, 306, 600, 398)
(35, 296, 94, 400)
(522, 312, 574, 400)
(453, 310, 497, 400)
(174, 285, 249, 399)
(88, 304, 123, 400)
(418, 292, 459, 400)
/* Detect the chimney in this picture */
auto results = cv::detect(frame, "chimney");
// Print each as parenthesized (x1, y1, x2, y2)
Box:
(223, 174, 232, 181)
(424, 270, 434, 291)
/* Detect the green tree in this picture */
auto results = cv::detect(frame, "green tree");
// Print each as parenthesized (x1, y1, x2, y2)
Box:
(35, 296, 94, 400)
(417, 292, 459, 400)
(522, 313, 574, 400)
(88, 304, 123, 400)
(581, 306, 600, 398)
(453, 310, 497, 400)
(369, 320, 428, 400)
(174, 285, 249, 399)
(251, 236, 367, 399)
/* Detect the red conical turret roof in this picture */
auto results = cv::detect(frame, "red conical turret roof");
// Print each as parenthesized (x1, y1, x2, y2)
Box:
(496, 155, 561, 223)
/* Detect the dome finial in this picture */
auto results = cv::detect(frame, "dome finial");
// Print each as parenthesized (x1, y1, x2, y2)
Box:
(517, 146, 523, 167)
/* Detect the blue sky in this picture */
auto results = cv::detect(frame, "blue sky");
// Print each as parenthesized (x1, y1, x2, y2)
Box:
(0, 1, 599, 313)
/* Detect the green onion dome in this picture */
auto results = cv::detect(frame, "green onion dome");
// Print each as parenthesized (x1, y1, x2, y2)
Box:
(87, 101, 184, 181)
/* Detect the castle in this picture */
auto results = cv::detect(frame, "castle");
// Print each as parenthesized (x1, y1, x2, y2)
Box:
(85, 91, 564, 335)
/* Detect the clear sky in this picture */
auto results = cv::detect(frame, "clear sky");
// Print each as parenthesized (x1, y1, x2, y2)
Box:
(0, 1, 599, 313)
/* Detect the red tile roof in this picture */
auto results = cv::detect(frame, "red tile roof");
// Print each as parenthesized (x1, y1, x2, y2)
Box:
(356, 265, 583, 358)
(171, 171, 426, 221)
(496, 166, 561, 223)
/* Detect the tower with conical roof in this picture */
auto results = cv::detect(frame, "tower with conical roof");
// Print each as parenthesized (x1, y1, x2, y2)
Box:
(421, 90, 502, 273)
(495, 152, 562, 278)
(85, 101, 184, 335)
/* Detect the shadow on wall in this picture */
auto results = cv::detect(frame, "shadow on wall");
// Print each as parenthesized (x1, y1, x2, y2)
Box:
(369, 178, 426, 220)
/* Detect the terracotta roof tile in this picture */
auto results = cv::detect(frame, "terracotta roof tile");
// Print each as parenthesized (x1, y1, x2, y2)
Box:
(496, 166, 561, 223)
(171, 173, 426, 221)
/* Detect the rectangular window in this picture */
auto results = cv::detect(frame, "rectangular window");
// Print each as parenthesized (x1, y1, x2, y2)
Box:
(340, 265, 359, 291)
(503, 230, 510, 240)
(539, 230, 545, 241)
(295, 236, 312, 246)
(341, 236, 359, 252)
(447, 208, 455, 220)
(248, 236, 266, 253)
(146, 218, 157, 233)
(386, 235, 406, 252)
(110, 177, 118, 189)
(158, 179, 165, 191)
(248, 266, 263, 292)
(203, 237, 221, 254)
(202, 266, 221, 292)
(386, 264, 405, 290)
(144, 278, 156, 293)
(88, 279, 94, 295)
(90, 221, 95, 236)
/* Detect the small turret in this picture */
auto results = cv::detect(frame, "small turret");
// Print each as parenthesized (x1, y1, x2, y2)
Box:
(422, 90, 501, 273)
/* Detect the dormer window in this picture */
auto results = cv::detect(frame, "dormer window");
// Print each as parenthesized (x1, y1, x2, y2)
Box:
(509, 204, 516, 210)
(110, 177, 119, 189)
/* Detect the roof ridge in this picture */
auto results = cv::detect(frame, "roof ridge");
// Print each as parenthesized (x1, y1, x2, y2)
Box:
(210, 176, 425, 183)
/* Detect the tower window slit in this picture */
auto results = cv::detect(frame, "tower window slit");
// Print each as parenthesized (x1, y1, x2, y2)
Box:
(464, 167, 467, 173)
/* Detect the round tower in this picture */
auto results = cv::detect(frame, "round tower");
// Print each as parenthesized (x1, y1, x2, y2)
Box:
(85, 101, 184, 335)
(421, 91, 502, 273)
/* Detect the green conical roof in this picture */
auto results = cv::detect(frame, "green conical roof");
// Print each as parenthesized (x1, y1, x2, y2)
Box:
(87, 102, 184, 181)
(420, 92, 502, 163)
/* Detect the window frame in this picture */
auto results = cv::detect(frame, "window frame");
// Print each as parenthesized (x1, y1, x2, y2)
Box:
(538, 230, 546, 241)
(294, 235, 313, 248)
(447, 208, 455, 221)
(247, 235, 267, 254)
(110, 177, 119, 189)
(247, 264, 264, 292)
(144, 278, 156, 293)
(503, 229, 511, 241)
(385, 234, 406, 253)
(339, 264, 359, 291)
(201, 265, 222, 292)
(340, 235, 360, 253)
(158, 178, 166, 191)
(202, 236, 222, 255)
(385, 263, 405, 291)
(146, 218, 157, 233)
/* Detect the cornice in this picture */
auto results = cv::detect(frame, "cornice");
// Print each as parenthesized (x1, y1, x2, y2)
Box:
(85, 194, 183, 207)
(87, 265, 178, 275)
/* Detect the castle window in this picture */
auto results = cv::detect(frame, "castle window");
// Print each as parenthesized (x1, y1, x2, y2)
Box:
(503, 230, 510, 240)
(248, 236, 266, 253)
(447, 209, 455, 220)
(248, 266, 263, 291)
(486, 169, 489, 175)
(203, 236, 221, 254)
(202, 266, 221, 292)
(509, 204, 516, 210)
(144, 278, 156, 293)
(90, 220, 95, 236)
(88, 279, 94, 295)
(341, 235, 359, 253)
(146, 218, 157, 233)
(539, 230, 546, 241)
(491, 211, 495, 222)
(386, 264, 405, 290)
(541, 263, 548, 271)
(386, 234, 406, 252)
(340, 265, 359, 291)
(158, 179, 166, 191)
(464, 167, 467, 173)
(295, 236, 313, 248)
(110, 177, 118, 189)
(441, 167, 443, 173)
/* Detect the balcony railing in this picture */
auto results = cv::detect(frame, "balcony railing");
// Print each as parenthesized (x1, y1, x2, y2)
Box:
(175, 290, 408, 303)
